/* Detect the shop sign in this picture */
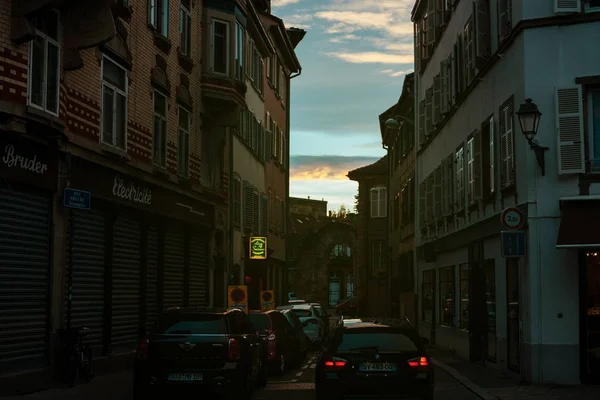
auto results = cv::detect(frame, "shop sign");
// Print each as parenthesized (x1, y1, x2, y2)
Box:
(112, 176, 152, 205)
(249, 236, 267, 259)
(0, 131, 57, 190)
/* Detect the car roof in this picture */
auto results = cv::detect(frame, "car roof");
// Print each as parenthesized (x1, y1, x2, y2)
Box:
(162, 307, 237, 315)
(290, 304, 312, 309)
(309, 303, 323, 307)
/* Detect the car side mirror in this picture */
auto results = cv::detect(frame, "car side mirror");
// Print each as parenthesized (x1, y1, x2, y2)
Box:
(420, 336, 430, 345)
(259, 330, 268, 338)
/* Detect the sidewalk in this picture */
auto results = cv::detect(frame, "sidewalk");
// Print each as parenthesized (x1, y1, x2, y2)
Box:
(429, 347, 600, 400)
(0, 370, 132, 400)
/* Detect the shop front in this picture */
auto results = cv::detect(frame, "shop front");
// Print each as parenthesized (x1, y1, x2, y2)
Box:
(65, 157, 214, 356)
(0, 131, 58, 374)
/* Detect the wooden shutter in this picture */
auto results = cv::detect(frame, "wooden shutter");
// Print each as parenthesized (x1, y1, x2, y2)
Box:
(419, 99, 426, 143)
(433, 74, 441, 125)
(426, 174, 434, 224)
(474, 0, 491, 68)
(419, 181, 426, 229)
(265, 126, 272, 161)
(499, 101, 515, 187)
(554, 0, 580, 13)
(379, 188, 387, 217)
(253, 191, 259, 233)
(233, 178, 241, 226)
(434, 166, 442, 220)
(473, 129, 482, 200)
(455, 33, 464, 96)
(425, 87, 433, 135)
(243, 182, 254, 228)
(556, 86, 585, 174)
(436, 0, 445, 28)
(440, 60, 448, 115)
(455, 147, 465, 211)
(467, 138, 475, 203)
(442, 155, 454, 216)
(498, 0, 512, 41)
(427, 0, 436, 44)
(415, 22, 422, 73)
(260, 195, 268, 234)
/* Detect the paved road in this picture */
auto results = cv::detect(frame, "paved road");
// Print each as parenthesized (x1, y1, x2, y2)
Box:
(2, 353, 482, 399)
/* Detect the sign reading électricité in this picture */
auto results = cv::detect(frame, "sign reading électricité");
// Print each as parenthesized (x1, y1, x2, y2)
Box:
(250, 236, 267, 259)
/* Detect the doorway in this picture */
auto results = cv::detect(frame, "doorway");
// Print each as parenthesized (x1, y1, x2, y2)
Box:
(580, 251, 600, 383)
(506, 258, 521, 372)
(329, 274, 341, 306)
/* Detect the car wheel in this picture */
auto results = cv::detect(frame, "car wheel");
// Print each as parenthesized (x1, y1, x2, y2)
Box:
(272, 353, 285, 376)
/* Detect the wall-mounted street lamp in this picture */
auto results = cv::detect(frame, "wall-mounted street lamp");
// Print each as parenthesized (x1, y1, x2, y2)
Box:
(385, 115, 415, 130)
(517, 98, 548, 176)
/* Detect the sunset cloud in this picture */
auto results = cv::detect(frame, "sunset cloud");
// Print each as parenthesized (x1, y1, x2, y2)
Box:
(291, 179, 359, 212)
(290, 155, 380, 181)
(325, 51, 413, 64)
(272, 0, 303, 7)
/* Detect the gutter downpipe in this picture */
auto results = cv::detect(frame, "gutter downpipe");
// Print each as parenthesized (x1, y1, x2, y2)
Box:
(383, 139, 391, 318)
(228, 123, 234, 305)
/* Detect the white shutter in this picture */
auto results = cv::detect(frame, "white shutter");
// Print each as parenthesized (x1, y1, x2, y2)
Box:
(554, 0, 581, 13)
(473, 130, 482, 200)
(556, 86, 585, 174)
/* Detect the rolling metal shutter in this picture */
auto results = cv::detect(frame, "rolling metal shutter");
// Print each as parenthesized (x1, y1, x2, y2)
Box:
(163, 225, 185, 309)
(146, 225, 159, 330)
(189, 232, 209, 308)
(111, 216, 141, 351)
(68, 209, 106, 355)
(0, 188, 50, 372)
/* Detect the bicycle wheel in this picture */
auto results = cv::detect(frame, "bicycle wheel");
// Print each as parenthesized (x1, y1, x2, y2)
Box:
(65, 353, 79, 386)
(82, 346, 94, 382)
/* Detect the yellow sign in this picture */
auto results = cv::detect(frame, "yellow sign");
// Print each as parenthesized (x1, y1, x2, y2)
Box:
(260, 290, 275, 311)
(228, 285, 248, 312)
(249, 236, 267, 259)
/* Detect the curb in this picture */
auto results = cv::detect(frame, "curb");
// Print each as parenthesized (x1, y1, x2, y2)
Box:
(431, 359, 501, 400)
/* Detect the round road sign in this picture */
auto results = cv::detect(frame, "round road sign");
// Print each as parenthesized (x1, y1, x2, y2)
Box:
(500, 207, 525, 230)
(262, 291, 273, 302)
(230, 288, 246, 303)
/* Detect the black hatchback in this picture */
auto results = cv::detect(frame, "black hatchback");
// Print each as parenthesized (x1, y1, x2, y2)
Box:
(315, 321, 434, 400)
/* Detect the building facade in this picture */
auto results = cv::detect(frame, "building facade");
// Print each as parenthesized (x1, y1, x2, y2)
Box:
(0, 0, 228, 389)
(411, 0, 600, 385)
(348, 156, 389, 316)
(380, 74, 417, 323)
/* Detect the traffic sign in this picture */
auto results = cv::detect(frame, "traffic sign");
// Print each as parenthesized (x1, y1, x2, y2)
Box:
(501, 230, 526, 258)
(63, 188, 91, 210)
(260, 290, 275, 311)
(228, 285, 248, 312)
(500, 207, 525, 230)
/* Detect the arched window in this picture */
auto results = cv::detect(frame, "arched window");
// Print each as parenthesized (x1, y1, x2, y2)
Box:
(370, 186, 387, 218)
(330, 244, 351, 259)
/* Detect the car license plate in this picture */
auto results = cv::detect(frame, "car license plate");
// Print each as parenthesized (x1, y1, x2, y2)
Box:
(168, 372, 203, 381)
(359, 362, 397, 372)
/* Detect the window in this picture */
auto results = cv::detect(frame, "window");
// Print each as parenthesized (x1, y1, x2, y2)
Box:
(439, 266, 455, 326)
(153, 91, 168, 167)
(463, 17, 475, 85)
(260, 195, 268, 234)
(148, 0, 169, 37)
(212, 20, 229, 75)
(100, 56, 127, 150)
(252, 190, 259, 233)
(485, 259, 496, 361)
(371, 241, 384, 276)
(467, 137, 474, 202)
(268, 190, 273, 228)
(421, 270, 434, 323)
(235, 22, 244, 80)
(337, 330, 420, 352)
(455, 146, 465, 211)
(481, 116, 495, 197)
(248, 313, 272, 330)
(588, 89, 600, 169)
(179, 0, 192, 57)
(233, 177, 241, 227)
(178, 107, 190, 177)
(467, 132, 482, 205)
(279, 129, 285, 167)
(498, 0, 512, 42)
(370, 186, 387, 218)
(28, 10, 60, 116)
(401, 186, 409, 225)
(272, 121, 278, 159)
(280, 66, 286, 102)
(155, 314, 226, 334)
(499, 100, 515, 188)
(243, 182, 254, 229)
(459, 264, 469, 330)
(587, 0, 600, 10)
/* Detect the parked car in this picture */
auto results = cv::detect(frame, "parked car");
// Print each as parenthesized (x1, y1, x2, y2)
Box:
(315, 320, 434, 400)
(289, 299, 307, 305)
(310, 303, 330, 333)
(280, 309, 310, 365)
(248, 310, 298, 376)
(133, 307, 264, 399)
(335, 296, 358, 317)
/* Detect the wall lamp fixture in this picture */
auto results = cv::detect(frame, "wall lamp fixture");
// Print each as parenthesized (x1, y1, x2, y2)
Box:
(517, 98, 549, 176)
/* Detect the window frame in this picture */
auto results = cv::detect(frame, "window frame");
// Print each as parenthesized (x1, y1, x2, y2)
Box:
(100, 55, 128, 151)
(459, 264, 469, 330)
(27, 9, 61, 116)
(179, 0, 192, 57)
(148, 0, 169, 37)
(235, 21, 244, 81)
(587, 87, 600, 171)
(211, 19, 230, 76)
(370, 186, 387, 218)
(466, 137, 475, 202)
(152, 90, 168, 168)
(455, 146, 465, 210)
(178, 106, 191, 177)
(585, 0, 600, 12)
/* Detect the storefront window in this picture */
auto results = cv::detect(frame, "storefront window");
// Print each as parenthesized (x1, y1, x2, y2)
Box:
(459, 264, 469, 330)
(422, 270, 434, 322)
(439, 266, 455, 326)
(585, 252, 600, 379)
(485, 259, 496, 361)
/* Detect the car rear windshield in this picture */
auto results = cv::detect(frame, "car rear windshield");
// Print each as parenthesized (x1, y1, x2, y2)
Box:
(292, 309, 312, 318)
(156, 314, 226, 334)
(313, 307, 324, 317)
(337, 329, 420, 352)
(249, 313, 272, 330)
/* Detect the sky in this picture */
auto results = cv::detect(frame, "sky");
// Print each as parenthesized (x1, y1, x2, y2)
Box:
(273, 0, 414, 212)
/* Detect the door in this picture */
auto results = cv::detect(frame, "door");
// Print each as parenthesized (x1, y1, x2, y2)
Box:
(163, 224, 185, 309)
(506, 258, 520, 372)
(111, 215, 142, 352)
(189, 232, 209, 308)
(0, 188, 50, 372)
(581, 250, 600, 382)
(469, 261, 487, 362)
(146, 225, 160, 330)
(67, 209, 106, 356)
(329, 274, 341, 306)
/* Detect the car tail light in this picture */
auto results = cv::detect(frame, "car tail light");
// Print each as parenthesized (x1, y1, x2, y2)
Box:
(137, 338, 149, 360)
(228, 338, 241, 361)
(408, 357, 429, 367)
(324, 357, 347, 370)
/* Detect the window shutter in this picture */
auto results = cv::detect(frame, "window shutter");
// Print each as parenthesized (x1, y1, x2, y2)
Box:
(425, 87, 433, 135)
(499, 107, 508, 188)
(555, 86, 585, 174)
(489, 116, 496, 194)
(473, 129, 482, 200)
(434, 166, 442, 220)
(498, 0, 512, 41)
(379, 188, 387, 217)
(440, 60, 448, 115)
(456, 33, 464, 95)
(455, 147, 465, 211)
(148, 0, 157, 27)
(554, 0, 580, 13)
(370, 188, 378, 217)
(415, 22, 422, 73)
(474, 0, 491, 68)
(426, 0, 436, 44)
(442, 155, 453, 216)
(419, 181, 426, 230)
(233, 178, 241, 226)
(243, 182, 254, 228)
(419, 99, 426, 144)
(260, 195, 268, 234)
(467, 138, 474, 203)
(426, 174, 434, 225)
(499, 101, 515, 187)
(253, 191, 259, 233)
(265, 127, 272, 162)
(436, 0, 445, 27)
(433, 74, 441, 125)
(452, 42, 459, 101)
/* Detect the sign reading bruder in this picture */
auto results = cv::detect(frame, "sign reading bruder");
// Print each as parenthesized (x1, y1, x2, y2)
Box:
(0, 131, 58, 190)
(70, 158, 213, 226)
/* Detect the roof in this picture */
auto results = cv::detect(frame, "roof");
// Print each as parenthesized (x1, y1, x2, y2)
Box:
(287, 212, 351, 236)
(379, 73, 414, 145)
(347, 155, 388, 180)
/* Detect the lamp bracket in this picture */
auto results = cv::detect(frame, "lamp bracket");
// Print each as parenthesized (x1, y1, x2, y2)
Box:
(527, 139, 549, 176)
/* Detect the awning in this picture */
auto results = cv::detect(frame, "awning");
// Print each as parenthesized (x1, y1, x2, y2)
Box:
(556, 200, 600, 248)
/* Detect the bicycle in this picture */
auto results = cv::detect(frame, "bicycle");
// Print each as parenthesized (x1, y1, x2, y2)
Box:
(58, 325, 94, 386)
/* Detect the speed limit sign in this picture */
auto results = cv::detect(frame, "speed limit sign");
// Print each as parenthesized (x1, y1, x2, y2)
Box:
(500, 207, 525, 230)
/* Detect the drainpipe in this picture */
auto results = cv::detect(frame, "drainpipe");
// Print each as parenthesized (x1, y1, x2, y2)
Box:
(228, 123, 234, 306)
(383, 138, 391, 318)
